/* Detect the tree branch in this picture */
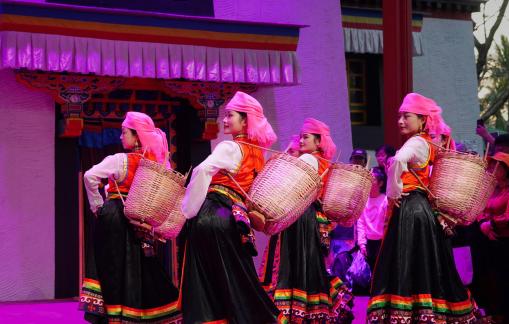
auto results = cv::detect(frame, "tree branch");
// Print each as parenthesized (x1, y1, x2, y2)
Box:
(481, 88, 509, 120)
(476, 0, 509, 81)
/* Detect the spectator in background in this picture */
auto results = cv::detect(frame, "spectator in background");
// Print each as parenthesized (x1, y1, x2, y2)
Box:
(357, 167, 388, 270)
(328, 148, 369, 277)
(476, 121, 509, 154)
(375, 145, 396, 171)
(349, 148, 368, 167)
(331, 148, 368, 246)
(494, 133, 509, 154)
(476, 120, 496, 147)
(470, 152, 509, 323)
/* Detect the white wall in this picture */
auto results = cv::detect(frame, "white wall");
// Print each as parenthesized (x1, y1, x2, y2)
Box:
(414, 17, 482, 153)
(0, 69, 55, 301)
(213, 0, 352, 157)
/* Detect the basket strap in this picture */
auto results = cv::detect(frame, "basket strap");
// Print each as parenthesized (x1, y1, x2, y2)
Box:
(408, 169, 458, 230)
(239, 140, 335, 168)
(224, 172, 252, 201)
(113, 180, 126, 205)
(320, 168, 330, 179)
(131, 147, 148, 159)
(408, 169, 436, 200)
(425, 138, 474, 157)
(235, 141, 282, 155)
(223, 172, 265, 212)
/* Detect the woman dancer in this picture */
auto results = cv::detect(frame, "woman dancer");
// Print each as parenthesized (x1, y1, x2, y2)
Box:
(367, 93, 477, 323)
(179, 91, 280, 323)
(259, 118, 353, 323)
(80, 112, 181, 323)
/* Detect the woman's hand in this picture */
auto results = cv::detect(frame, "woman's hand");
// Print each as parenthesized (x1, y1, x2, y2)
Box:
(388, 197, 400, 208)
(389, 192, 409, 208)
(476, 125, 495, 145)
(480, 221, 498, 240)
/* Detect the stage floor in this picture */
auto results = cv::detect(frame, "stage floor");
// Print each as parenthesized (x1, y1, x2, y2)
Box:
(0, 297, 369, 323)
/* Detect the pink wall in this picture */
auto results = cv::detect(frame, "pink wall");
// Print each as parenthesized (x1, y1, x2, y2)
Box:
(0, 69, 55, 301)
(213, 0, 352, 269)
(213, 0, 352, 155)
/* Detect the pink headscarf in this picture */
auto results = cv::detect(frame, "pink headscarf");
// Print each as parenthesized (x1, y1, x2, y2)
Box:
(225, 91, 277, 147)
(300, 118, 337, 160)
(435, 119, 456, 150)
(399, 93, 447, 137)
(399, 93, 457, 149)
(122, 112, 169, 164)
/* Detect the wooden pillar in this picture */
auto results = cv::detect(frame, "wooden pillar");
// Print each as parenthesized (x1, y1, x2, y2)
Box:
(383, 0, 413, 147)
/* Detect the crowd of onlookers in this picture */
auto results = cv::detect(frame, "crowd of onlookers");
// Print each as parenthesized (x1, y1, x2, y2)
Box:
(327, 123, 509, 322)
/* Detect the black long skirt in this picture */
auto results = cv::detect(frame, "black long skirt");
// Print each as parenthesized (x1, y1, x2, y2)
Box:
(79, 199, 182, 323)
(367, 191, 478, 323)
(180, 192, 280, 324)
(259, 202, 353, 324)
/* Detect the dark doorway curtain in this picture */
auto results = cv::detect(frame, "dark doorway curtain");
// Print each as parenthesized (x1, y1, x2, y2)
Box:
(78, 118, 177, 291)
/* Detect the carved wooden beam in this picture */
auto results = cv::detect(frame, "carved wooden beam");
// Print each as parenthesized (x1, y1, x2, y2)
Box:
(164, 80, 257, 140)
(15, 70, 125, 137)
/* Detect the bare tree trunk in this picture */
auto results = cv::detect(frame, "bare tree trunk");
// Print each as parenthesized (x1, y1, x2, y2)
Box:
(481, 87, 509, 120)
(475, 0, 509, 82)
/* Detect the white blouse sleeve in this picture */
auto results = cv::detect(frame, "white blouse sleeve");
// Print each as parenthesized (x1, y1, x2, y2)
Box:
(357, 210, 368, 247)
(181, 141, 243, 219)
(299, 153, 319, 172)
(84, 153, 127, 213)
(386, 136, 429, 199)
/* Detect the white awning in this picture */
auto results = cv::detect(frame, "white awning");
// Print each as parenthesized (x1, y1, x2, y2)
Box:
(0, 30, 301, 84)
(343, 28, 423, 56)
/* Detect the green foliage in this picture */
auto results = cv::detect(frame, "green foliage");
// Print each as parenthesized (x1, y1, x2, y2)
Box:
(480, 36, 509, 131)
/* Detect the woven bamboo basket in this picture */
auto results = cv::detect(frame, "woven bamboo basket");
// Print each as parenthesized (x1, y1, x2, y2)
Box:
(155, 192, 186, 239)
(124, 158, 186, 228)
(248, 153, 322, 235)
(429, 151, 496, 226)
(322, 163, 374, 226)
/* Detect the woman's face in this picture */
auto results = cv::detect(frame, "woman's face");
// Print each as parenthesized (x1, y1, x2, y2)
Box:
(120, 127, 138, 150)
(299, 133, 320, 154)
(223, 111, 247, 136)
(398, 112, 425, 136)
(370, 178, 384, 196)
(376, 150, 387, 168)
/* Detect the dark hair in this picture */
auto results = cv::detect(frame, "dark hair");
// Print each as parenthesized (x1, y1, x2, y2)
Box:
(495, 134, 509, 148)
(129, 128, 138, 136)
(375, 145, 396, 157)
(238, 112, 248, 121)
(417, 114, 427, 131)
(311, 134, 323, 153)
(371, 166, 387, 194)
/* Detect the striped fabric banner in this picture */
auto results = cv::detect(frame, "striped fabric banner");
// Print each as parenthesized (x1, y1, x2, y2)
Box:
(342, 7, 423, 32)
(0, 1, 301, 51)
